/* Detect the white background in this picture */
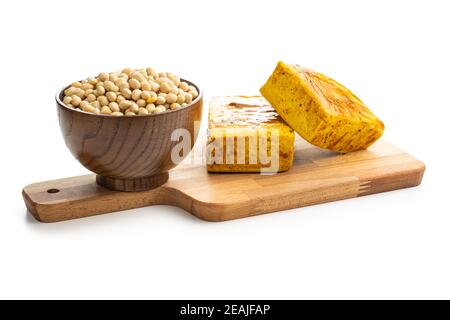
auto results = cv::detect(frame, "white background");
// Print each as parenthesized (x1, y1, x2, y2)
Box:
(0, 0, 449, 299)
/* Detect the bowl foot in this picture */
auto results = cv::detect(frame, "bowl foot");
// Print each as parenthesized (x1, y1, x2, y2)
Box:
(96, 172, 169, 192)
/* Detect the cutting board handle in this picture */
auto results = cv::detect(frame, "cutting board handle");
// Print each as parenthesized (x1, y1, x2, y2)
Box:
(22, 175, 182, 222)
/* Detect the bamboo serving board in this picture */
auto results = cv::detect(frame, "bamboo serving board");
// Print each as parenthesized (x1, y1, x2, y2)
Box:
(22, 139, 425, 223)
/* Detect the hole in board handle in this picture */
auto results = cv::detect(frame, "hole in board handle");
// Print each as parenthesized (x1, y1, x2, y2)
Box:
(47, 188, 60, 194)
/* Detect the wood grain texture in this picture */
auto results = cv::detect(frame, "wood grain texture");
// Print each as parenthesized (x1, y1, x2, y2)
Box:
(56, 79, 203, 191)
(22, 139, 425, 223)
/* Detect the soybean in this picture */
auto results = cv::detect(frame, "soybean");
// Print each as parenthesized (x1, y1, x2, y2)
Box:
(62, 67, 197, 115)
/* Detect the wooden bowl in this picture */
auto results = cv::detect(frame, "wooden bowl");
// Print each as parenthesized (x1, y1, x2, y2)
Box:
(56, 80, 203, 192)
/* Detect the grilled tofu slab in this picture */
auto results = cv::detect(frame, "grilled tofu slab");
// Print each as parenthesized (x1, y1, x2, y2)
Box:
(260, 61, 384, 153)
(207, 96, 295, 173)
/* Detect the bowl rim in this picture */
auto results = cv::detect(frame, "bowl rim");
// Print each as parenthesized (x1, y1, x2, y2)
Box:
(55, 77, 202, 118)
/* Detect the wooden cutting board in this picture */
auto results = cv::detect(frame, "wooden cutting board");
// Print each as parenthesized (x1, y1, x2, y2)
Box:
(22, 139, 425, 223)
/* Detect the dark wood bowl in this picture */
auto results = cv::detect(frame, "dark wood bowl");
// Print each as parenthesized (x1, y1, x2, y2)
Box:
(56, 79, 203, 192)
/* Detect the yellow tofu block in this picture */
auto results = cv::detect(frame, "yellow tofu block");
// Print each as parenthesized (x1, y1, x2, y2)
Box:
(260, 61, 385, 153)
(207, 96, 295, 173)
